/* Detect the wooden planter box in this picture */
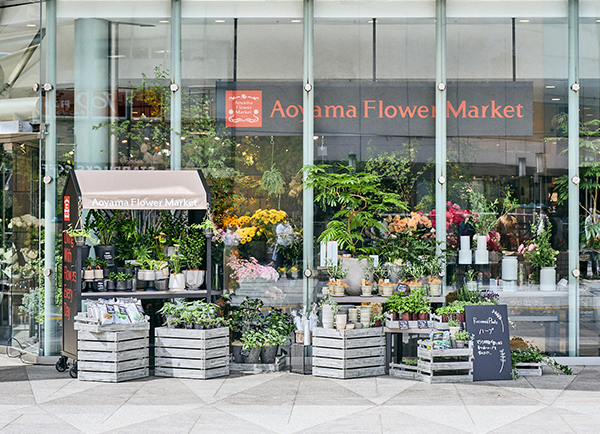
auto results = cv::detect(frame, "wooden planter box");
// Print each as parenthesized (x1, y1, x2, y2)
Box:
(389, 362, 421, 381)
(75, 314, 150, 383)
(417, 340, 474, 384)
(515, 362, 543, 377)
(312, 327, 385, 379)
(154, 327, 229, 379)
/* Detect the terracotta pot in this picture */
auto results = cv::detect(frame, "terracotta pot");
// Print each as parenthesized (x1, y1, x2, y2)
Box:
(401, 312, 410, 321)
(418, 312, 429, 321)
(391, 312, 399, 321)
(456, 312, 465, 322)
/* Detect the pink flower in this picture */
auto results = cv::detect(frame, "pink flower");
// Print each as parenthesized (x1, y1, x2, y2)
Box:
(518, 244, 525, 254)
(528, 243, 537, 252)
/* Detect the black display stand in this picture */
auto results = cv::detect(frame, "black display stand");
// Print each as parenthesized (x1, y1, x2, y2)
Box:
(59, 169, 215, 374)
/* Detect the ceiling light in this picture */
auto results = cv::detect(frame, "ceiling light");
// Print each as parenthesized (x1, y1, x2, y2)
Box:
(215, 20, 225, 23)
(545, 85, 556, 89)
(291, 20, 301, 23)
(26, 24, 37, 27)
(159, 20, 169, 24)
(552, 98, 560, 101)
(519, 19, 530, 23)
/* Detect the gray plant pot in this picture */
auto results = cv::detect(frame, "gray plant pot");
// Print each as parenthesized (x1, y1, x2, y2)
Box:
(260, 345, 278, 364)
(243, 347, 261, 364)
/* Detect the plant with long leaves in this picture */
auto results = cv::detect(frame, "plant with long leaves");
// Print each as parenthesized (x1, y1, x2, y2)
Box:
(302, 164, 408, 256)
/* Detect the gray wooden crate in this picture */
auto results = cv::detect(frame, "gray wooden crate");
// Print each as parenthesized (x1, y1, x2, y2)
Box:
(515, 362, 543, 377)
(417, 340, 473, 384)
(312, 327, 385, 379)
(389, 362, 421, 381)
(154, 327, 230, 380)
(76, 317, 150, 383)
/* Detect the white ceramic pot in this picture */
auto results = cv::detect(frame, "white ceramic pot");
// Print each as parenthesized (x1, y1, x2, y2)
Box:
(168, 273, 185, 291)
(184, 269, 205, 289)
(502, 256, 518, 281)
(336, 314, 347, 330)
(138, 269, 154, 281)
(429, 282, 442, 297)
(83, 269, 95, 281)
(93, 268, 104, 280)
(475, 235, 489, 264)
(540, 267, 556, 291)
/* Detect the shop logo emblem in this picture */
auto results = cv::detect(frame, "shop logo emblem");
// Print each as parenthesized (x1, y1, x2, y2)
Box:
(64, 196, 70, 221)
(225, 91, 262, 127)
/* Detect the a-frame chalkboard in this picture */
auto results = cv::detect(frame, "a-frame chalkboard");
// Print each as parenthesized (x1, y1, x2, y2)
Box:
(465, 304, 512, 381)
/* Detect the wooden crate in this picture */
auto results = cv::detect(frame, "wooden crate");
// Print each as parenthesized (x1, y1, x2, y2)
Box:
(75, 315, 150, 383)
(312, 327, 385, 379)
(154, 327, 229, 380)
(515, 362, 543, 377)
(389, 362, 421, 381)
(417, 340, 473, 384)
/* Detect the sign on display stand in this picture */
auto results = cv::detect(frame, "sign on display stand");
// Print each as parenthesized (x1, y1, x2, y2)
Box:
(465, 304, 512, 381)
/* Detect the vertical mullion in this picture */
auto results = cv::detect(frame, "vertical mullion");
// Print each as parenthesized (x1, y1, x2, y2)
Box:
(436, 0, 447, 283)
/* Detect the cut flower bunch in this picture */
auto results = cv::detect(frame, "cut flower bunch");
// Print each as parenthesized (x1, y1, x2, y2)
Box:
(227, 256, 279, 283)
(518, 218, 558, 268)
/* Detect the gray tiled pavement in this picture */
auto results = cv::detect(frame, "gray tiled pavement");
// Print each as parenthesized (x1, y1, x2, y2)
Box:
(1, 354, 598, 434)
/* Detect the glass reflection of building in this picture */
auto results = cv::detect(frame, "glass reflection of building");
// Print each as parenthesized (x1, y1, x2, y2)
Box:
(0, 0, 598, 360)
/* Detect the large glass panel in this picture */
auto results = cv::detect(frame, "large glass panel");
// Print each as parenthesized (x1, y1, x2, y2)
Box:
(0, 1, 42, 355)
(447, 10, 569, 355)
(311, 16, 436, 338)
(578, 7, 600, 356)
(182, 16, 304, 308)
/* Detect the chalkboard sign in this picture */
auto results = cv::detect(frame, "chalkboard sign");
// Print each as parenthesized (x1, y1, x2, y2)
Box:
(398, 320, 409, 330)
(465, 304, 512, 381)
(417, 319, 429, 329)
(395, 283, 409, 294)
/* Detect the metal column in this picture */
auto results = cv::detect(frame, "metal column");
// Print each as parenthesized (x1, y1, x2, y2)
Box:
(568, 0, 579, 357)
(170, 0, 182, 170)
(435, 0, 447, 278)
(43, 0, 58, 356)
(302, 0, 314, 309)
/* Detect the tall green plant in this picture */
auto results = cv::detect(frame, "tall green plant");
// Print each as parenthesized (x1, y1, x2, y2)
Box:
(302, 164, 408, 256)
(180, 224, 206, 270)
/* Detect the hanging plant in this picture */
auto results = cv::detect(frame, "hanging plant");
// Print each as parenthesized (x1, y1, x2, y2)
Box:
(261, 136, 283, 197)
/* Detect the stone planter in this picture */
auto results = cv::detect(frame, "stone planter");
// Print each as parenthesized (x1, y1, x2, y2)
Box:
(184, 269, 205, 289)
(169, 273, 185, 291)
(341, 257, 370, 296)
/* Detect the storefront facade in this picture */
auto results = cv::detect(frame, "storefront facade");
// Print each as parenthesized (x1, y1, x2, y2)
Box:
(0, 0, 599, 361)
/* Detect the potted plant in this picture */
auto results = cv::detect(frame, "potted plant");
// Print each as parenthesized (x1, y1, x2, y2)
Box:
(370, 313, 386, 327)
(168, 248, 185, 291)
(326, 260, 348, 295)
(454, 330, 470, 348)
(261, 329, 286, 364)
(115, 272, 133, 291)
(302, 164, 407, 295)
(181, 224, 206, 289)
(241, 330, 264, 364)
(85, 209, 117, 266)
(518, 218, 558, 291)
(468, 190, 498, 265)
(157, 301, 184, 328)
(319, 295, 339, 329)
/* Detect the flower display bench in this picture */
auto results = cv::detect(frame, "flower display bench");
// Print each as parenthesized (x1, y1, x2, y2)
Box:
(75, 314, 150, 383)
(417, 340, 474, 384)
(312, 327, 386, 379)
(154, 327, 229, 379)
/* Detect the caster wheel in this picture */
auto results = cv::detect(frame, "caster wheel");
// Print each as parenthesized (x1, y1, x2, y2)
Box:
(69, 364, 78, 379)
(55, 356, 68, 372)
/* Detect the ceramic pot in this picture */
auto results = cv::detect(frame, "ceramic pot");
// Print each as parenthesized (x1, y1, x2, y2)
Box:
(429, 282, 442, 297)
(243, 347, 261, 364)
(83, 268, 95, 281)
(336, 313, 347, 330)
(93, 267, 103, 280)
(116, 280, 127, 291)
(169, 273, 185, 291)
(341, 257, 370, 296)
(455, 340, 466, 348)
(334, 285, 345, 295)
(361, 285, 372, 296)
(231, 345, 244, 363)
(138, 269, 154, 281)
(261, 346, 278, 364)
(184, 270, 205, 289)
(540, 267, 556, 291)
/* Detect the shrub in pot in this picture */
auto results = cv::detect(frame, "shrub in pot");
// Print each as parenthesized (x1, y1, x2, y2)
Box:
(181, 224, 206, 289)
(241, 330, 264, 364)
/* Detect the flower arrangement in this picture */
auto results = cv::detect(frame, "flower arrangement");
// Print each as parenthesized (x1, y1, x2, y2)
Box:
(487, 230, 502, 252)
(387, 212, 433, 235)
(518, 219, 558, 268)
(227, 255, 279, 282)
(222, 209, 288, 246)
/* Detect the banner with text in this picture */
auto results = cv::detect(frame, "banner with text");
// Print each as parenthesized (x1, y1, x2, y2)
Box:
(217, 81, 533, 137)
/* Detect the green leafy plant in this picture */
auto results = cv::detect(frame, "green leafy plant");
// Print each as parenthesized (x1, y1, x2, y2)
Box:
(302, 164, 408, 256)
(241, 330, 265, 350)
(454, 330, 470, 341)
(468, 190, 498, 236)
(401, 357, 418, 366)
(511, 346, 572, 378)
(85, 209, 116, 246)
(326, 260, 348, 281)
(318, 295, 340, 315)
(180, 224, 206, 270)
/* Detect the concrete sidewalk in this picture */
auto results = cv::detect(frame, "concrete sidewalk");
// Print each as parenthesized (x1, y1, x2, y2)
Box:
(0, 354, 598, 434)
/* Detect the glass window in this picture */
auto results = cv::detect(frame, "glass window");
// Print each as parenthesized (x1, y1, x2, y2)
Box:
(447, 11, 569, 356)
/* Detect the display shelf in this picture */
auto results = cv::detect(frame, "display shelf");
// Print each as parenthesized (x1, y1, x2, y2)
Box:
(81, 289, 223, 300)
(417, 340, 474, 384)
